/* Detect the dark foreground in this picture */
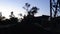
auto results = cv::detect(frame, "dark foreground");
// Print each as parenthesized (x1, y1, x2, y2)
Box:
(0, 22, 59, 34)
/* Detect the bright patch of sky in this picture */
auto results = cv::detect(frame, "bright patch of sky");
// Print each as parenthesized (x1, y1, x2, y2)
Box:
(0, 0, 50, 19)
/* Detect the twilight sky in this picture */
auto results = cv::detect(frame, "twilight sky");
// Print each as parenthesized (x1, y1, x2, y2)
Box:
(0, 0, 50, 19)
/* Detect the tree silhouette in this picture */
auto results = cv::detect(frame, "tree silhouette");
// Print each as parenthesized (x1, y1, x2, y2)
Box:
(9, 11, 15, 18)
(23, 3, 39, 17)
(0, 12, 5, 20)
(18, 13, 23, 22)
(50, 0, 60, 18)
(30, 6, 39, 16)
(23, 3, 30, 12)
(0, 12, 2, 17)
(0, 12, 2, 20)
(52, 0, 60, 17)
(19, 13, 22, 17)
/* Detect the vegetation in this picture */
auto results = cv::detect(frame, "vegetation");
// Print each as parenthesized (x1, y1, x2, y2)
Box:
(0, 2, 60, 34)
